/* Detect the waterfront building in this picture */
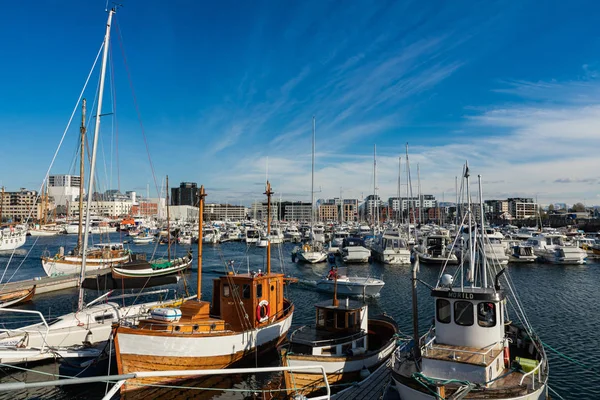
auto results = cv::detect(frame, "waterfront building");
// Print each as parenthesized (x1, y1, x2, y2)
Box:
(69, 200, 132, 218)
(48, 174, 81, 207)
(280, 201, 312, 222)
(508, 197, 536, 219)
(318, 203, 337, 222)
(250, 202, 279, 222)
(171, 182, 198, 206)
(0, 188, 46, 222)
(169, 205, 198, 222)
(205, 203, 247, 221)
(388, 195, 437, 214)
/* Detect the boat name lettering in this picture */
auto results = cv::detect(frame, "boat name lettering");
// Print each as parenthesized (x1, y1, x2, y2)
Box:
(447, 292, 474, 299)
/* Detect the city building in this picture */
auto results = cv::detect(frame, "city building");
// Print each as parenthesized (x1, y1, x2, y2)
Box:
(48, 174, 81, 207)
(249, 202, 279, 222)
(169, 205, 199, 222)
(171, 182, 198, 206)
(318, 203, 338, 222)
(69, 200, 132, 218)
(0, 188, 46, 222)
(205, 204, 247, 221)
(388, 195, 437, 214)
(508, 198, 536, 220)
(280, 201, 312, 222)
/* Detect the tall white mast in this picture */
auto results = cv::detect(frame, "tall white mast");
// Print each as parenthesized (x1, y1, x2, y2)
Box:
(397, 156, 402, 225)
(311, 116, 315, 238)
(478, 175, 487, 288)
(374, 144, 378, 228)
(78, 8, 115, 312)
(417, 163, 422, 224)
(405, 144, 412, 243)
(465, 162, 475, 284)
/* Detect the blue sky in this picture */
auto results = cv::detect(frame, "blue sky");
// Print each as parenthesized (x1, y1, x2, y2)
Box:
(2, 0, 600, 205)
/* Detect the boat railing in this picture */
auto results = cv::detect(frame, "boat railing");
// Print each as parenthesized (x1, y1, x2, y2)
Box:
(119, 317, 234, 334)
(0, 365, 332, 400)
(0, 308, 49, 352)
(519, 357, 544, 390)
(291, 326, 365, 347)
(423, 338, 503, 365)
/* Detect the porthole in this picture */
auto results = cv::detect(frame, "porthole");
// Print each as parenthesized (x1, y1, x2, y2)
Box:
(174, 325, 181, 332)
(193, 324, 199, 331)
(271, 285, 275, 292)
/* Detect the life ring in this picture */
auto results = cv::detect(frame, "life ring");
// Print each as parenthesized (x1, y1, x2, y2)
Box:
(257, 300, 270, 323)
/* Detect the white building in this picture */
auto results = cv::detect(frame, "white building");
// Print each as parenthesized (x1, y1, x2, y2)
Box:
(169, 205, 199, 222)
(48, 174, 81, 207)
(389, 195, 437, 213)
(69, 200, 132, 218)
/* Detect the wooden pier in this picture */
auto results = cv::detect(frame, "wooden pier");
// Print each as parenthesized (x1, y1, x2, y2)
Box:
(333, 359, 398, 400)
(0, 268, 111, 294)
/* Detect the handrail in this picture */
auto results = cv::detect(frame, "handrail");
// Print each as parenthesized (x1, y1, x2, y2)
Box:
(0, 364, 331, 400)
(0, 309, 49, 352)
(424, 339, 503, 364)
(519, 358, 543, 388)
(291, 326, 365, 347)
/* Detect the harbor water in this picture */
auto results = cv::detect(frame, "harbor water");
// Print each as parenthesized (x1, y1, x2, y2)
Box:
(0, 233, 598, 399)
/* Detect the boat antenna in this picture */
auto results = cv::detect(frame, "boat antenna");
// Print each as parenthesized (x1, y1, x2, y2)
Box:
(78, 8, 115, 312)
(197, 185, 206, 300)
(265, 181, 273, 274)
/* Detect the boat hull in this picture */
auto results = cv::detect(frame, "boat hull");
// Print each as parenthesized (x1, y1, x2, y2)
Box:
(111, 257, 192, 279)
(115, 309, 294, 389)
(297, 251, 327, 264)
(41, 252, 131, 276)
(316, 278, 384, 297)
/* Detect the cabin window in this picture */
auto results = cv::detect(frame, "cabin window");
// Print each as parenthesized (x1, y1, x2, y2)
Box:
(223, 284, 231, 297)
(336, 312, 346, 329)
(326, 310, 335, 327)
(317, 309, 325, 327)
(256, 284, 263, 298)
(321, 346, 335, 355)
(436, 299, 451, 324)
(242, 284, 251, 299)
(348, 312, 356, 327)
(454, 301, 474, 326)
(477, 302, 496, 327)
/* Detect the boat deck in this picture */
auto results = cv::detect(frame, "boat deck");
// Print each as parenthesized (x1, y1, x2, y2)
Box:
(333, 359, 397, 400)
(424, 343, 502, 366)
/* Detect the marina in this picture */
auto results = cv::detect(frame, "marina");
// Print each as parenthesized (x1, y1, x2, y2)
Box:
(2, 2, 600, 400)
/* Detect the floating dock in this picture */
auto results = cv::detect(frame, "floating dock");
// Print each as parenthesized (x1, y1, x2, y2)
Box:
(0, 268, 111, 294)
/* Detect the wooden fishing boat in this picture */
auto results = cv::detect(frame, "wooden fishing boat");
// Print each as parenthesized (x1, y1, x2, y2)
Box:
(111, 252, 193, 279)
(281, 274, 397, 398)
(0, 286, 35, 308)
(114, 183, 295, 391)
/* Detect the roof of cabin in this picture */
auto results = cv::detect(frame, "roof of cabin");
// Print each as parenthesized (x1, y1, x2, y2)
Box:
(315, 299, 365, 311)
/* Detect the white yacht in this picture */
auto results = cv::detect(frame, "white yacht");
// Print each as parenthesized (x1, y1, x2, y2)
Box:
(413, 233, 458, 265)
(525, 233, 587, 264)
(202, 226, 221, 244)
(370, 231, 411, 265)
(0, 225, 27, 251)
(340, 237, 371, 263)
(316, 268, 384, 297)
(284, 225, 302, 243)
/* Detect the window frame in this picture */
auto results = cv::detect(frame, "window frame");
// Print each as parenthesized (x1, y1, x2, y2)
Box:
(454, 301, 474, 326)
(436, 299, 451, 324)
(477, 302, 497, 328)
(242, 284, 251, 299)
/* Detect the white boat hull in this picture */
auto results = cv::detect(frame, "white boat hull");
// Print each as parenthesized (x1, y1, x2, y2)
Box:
(297, 250, 327, 264)
(316, 277, 384, 297)
(0, 231, 26, 251)
(41, 253, 131, 276)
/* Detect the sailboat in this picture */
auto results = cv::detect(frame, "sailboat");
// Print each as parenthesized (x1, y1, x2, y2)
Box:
(391, 164, 549, 399)
(296, 117, 327, 264)
(114, 182, 295, 390)
(40, 98, 131, 277)
(0, 8, 183, 365)
(112, 177, 193, 279)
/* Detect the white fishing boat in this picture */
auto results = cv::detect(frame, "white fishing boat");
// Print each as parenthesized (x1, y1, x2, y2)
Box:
(391, 165, 549, 400)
